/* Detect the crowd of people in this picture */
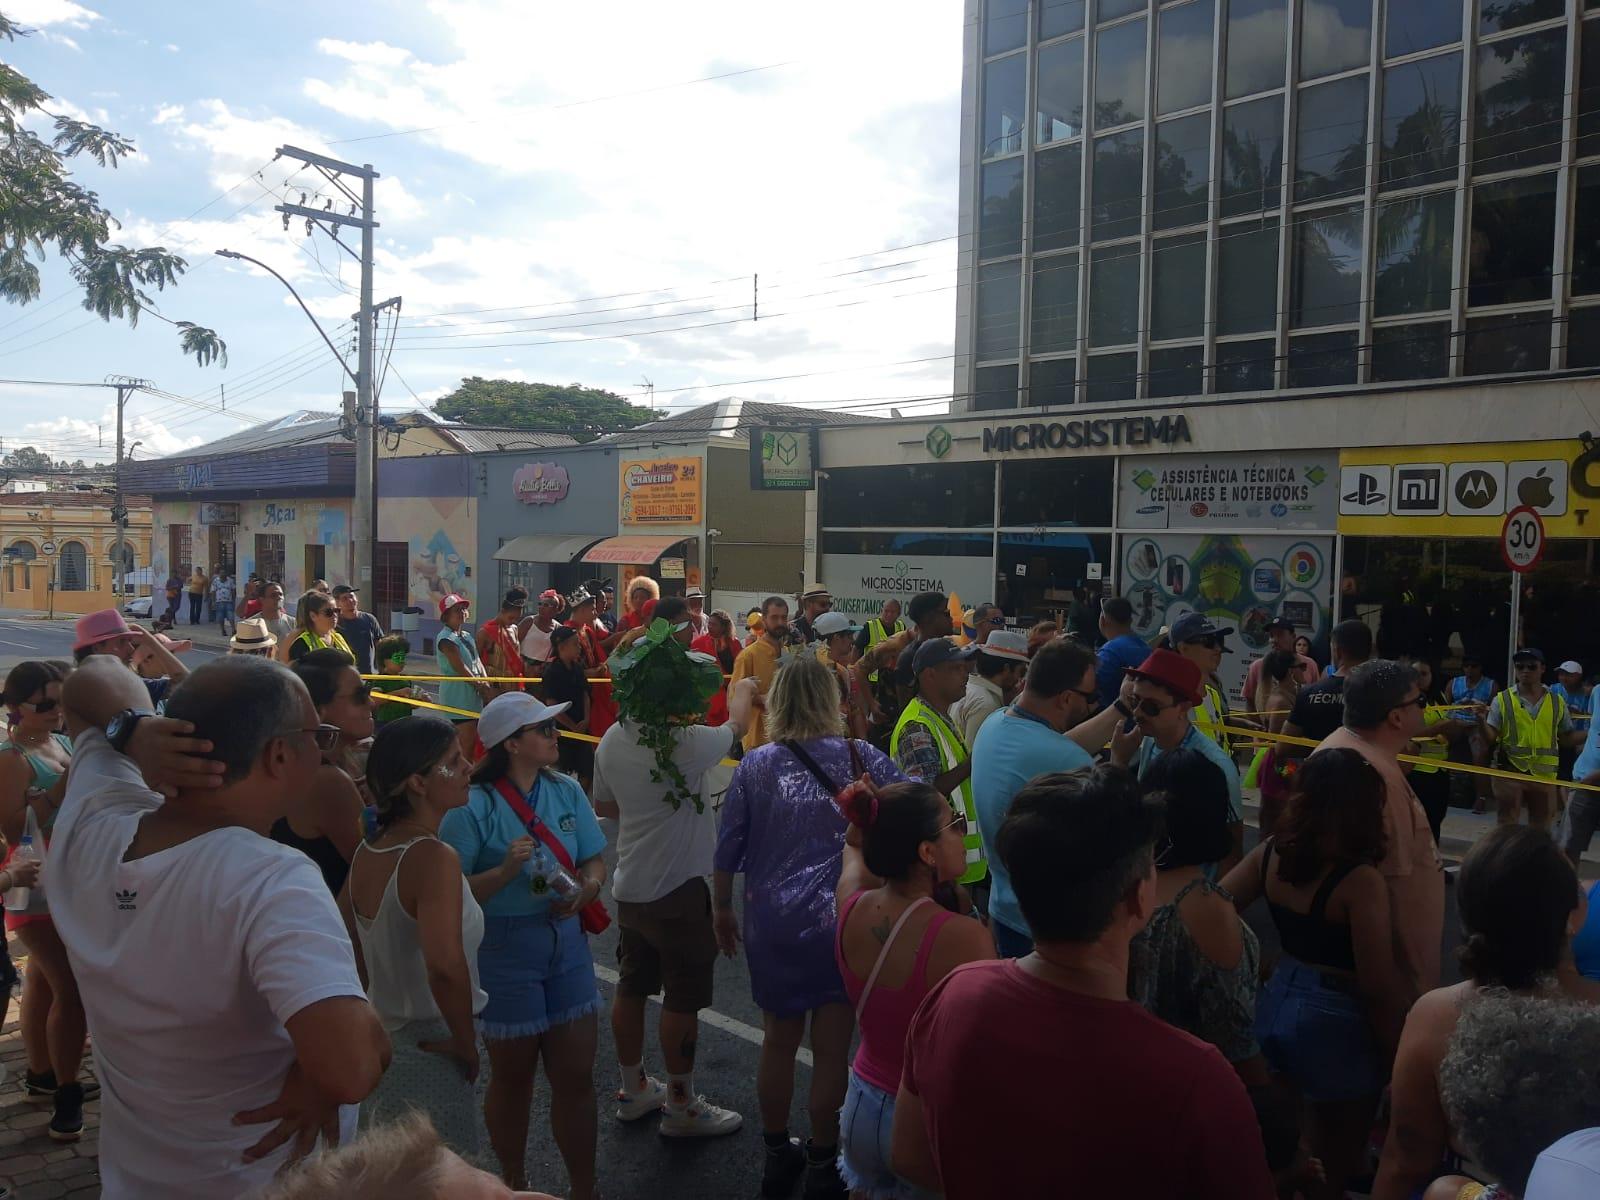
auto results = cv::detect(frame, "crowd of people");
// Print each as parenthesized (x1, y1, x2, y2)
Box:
(2, 575, 1599, 1199)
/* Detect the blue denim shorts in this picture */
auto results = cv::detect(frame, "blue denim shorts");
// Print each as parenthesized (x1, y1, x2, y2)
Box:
(838, 1069, 939, 1200)
(477, 912, 601, 1041)
(1255, 957, 1382, 1101)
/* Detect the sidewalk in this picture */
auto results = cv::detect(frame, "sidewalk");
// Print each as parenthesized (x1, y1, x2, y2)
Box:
(0, 1003, 99, 1196)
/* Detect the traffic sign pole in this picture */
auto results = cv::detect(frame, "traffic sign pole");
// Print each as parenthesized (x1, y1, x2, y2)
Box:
(1500, 505, 1546, 573)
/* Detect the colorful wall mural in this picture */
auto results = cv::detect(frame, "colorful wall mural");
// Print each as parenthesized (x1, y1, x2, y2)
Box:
(377, 495, 477, 616)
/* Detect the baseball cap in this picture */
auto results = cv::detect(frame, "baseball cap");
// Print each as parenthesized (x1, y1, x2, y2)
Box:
(746, 610, 763, 630)
(1169, 611, 1235, 645)
(1559, 659, 1584, 675)
(980, 629, 1030, 662)
(331, 584, 356, 597)
(812, 612, 861, 639)
(477, 692, 571, 751)
(1525, 1127, 1600, 1198)
(1265, 615, 1295, 633)
(73, 609, 132, 653)
(1514, 647, 1545, 664)
(537, 588, 563, 607)
(1125, 648, 1204, 706)
(438, 592, 470, 618)
(686, 586, 705, 599)
(912, 637, 978, 674)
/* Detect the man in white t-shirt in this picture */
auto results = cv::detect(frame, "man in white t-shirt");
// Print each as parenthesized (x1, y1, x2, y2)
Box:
(55, 655, 390, 1199)
(592, 627, 757, 1139)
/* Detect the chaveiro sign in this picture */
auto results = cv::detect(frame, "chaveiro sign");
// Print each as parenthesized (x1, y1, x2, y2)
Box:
(981, 414, 1192, 454)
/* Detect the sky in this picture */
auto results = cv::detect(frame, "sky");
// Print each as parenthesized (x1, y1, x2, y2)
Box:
(0, 0, 965, 465)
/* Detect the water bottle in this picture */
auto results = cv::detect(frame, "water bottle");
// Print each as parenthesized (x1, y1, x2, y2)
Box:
(4, 836, 39, 910)
(528, 842, 582, 901)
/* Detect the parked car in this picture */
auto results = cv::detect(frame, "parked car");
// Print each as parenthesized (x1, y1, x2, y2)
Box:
(122, 594, 153, 618)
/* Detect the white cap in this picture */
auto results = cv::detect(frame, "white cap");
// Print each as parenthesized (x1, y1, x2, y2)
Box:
(477, 692, 571, 750)
(812, 611, 861, 638)
(1559, 660, 1584, 675)
(979, 629, 1030, 662)
(1526, 1128, 1600, 1199)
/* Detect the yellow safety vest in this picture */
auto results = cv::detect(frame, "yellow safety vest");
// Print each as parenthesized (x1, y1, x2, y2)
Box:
(890, 698, 986, 885)
(1495, 688, 1567, 780)
(1193, 683, 1232, 754)
(865, 617, 906, 683)
(1413, 707, 1451, 775)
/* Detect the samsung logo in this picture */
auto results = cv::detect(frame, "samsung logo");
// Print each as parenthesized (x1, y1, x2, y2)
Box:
(982, 415, 1193, 454)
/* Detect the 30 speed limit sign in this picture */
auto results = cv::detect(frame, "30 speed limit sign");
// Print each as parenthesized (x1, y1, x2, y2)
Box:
(1501, 505, 1546, 573)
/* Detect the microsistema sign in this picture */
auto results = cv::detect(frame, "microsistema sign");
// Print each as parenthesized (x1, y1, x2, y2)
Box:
(981, 414, 1192, 454)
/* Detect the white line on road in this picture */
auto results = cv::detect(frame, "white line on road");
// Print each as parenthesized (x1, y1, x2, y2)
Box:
(592, 964, 812, 1068)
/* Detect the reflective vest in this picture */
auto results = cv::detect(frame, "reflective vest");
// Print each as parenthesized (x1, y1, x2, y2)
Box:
(1193, 683, 1232, 754)
(1495, 688, 1567, 780)
(865, 617, 906, 683)
(890, 698, 986, 885)
(1413, 707, 1451, 775)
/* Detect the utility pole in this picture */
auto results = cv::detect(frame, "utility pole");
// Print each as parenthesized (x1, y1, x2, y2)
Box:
(105, 375, 151, 596)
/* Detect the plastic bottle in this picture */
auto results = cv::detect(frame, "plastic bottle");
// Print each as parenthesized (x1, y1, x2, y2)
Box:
(4, 835, 40, 910)
(527, 842, 582, 900)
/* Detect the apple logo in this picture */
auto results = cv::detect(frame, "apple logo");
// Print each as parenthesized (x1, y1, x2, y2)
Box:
(1518, 467, 1556, 510)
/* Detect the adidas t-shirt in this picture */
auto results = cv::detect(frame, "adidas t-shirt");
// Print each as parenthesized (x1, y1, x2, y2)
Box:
(48, 731, 365, 1199)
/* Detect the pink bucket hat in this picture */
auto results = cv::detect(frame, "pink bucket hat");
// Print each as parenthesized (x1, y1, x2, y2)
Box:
(73, 609, 132, 653)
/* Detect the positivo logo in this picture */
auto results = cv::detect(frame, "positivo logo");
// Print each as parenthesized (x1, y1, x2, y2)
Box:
(925, 425, 952, 459)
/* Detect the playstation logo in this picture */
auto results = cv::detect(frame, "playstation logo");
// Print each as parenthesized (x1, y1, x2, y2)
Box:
(1339, 465, 1390, 514)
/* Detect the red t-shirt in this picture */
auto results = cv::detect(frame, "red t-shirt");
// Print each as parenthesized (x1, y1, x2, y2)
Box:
(902, 960, 1274, 1200)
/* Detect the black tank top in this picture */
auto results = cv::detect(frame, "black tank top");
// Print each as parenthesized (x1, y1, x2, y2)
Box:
(1262, 840, 1359, 973)
(270, 817, 349, 896)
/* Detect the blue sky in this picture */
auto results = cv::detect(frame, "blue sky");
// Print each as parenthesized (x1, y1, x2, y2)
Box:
(1, 0, 963, 464)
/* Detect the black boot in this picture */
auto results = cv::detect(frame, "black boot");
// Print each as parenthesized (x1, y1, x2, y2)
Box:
(760, 1134, 805, 1197)
(801, 1142, 847, 1200)
(49, 1081, 84, 1142)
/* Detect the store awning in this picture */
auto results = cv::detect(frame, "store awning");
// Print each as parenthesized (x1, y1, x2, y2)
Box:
(581, 534, 687, 564)
(492, 533, 609, 563)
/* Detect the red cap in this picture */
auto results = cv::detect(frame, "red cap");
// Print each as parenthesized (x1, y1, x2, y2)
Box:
(438, 593, 470, 618)
(1125, 648, 1204, 706)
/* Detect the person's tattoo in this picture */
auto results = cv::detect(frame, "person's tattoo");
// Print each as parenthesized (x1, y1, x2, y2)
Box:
(680, 1033, 697, 1065)
(871, 920, 891, 944)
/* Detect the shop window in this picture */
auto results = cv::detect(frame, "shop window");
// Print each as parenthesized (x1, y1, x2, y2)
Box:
(168, 524, 192, 579)
(59, 540, 87, 591)
(983, 53, 1027, 159)
(1291, 205, 1364, 328)
(997, 532, 1115, 622)
(1380, 53, 1461, 190)
(973, 364, 1020, 411)
(1581, 19, 1600, 158)
(1371, 322, 1452, 382)
(1083, 352, 1136, 403)
(1147, 344, 1205, 398)
(1220, 94, 1284, 217)
(1568, 307, 1600, 368)
(1034, 142, 1083, 252)
(986, 0, 1029, 56)
(980, 159, 1024, 259)
(1091, 129, 1144, 240)
(1099, 0, 1146, 21)
(1156, 0, 1214, 115)
(1036, 37, 1085, 146)
(1295, 74, 1369, 202)
(1468, 173, 1556, 306)
(1153, 112, 1211, 230)
(977, 260, 1022, 360)
(1214, 339, 1277, 392)
(304, 544, 326, 588)
(1300, 0, 1371, 80)
(1150, 233, 1206, 341)
(209, 525, 236, 578)
(820, 464, 997, 529)
(1216, 217, 1279, 335)
(254, 533, 286, 584)
(1374, 191, 1455, 317)
(1000, 458, 1115, 526)
(1287, 330, 1358, 388)
(4, 540, 36, 563)
(1473, 28, 1565, 176)
(1088, 243, 1140, 347)
(1224, 0, 1287, 100)
(1026, 357, 1078, 406)
(1041, 0, 1086, 40)
(820, 531, 994, 558)
(1093, 17, 1146, 128)
(1464, 311, 1552, 375)
(373, 541, 409, 625)
(1031, 254, 1080, 355)
(1387, 0, 1461, 56)
(1479, 0, 1565, 36)
(1571, 165, 1600, 297)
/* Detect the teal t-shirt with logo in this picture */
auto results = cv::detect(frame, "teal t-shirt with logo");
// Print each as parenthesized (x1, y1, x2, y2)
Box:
(439, 773, 605, 918)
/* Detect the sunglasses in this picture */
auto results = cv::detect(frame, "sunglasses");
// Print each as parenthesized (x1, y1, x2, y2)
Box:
(1393, 694, 1429, 711)
(1068, 686, 1100, 706)
(1132, 695, 1177, 717)
(281, 724, 342, 753)
(937, 811, 968, 835)
(348, 683, 372, 703)
(519, 720, 560, 739)
(1186, 636, 1224, 650)
(1515, 662, 1542, 670)
(386, 653, 409, 665)
(316, 608, 337, 618)
(19, 697, 59, 714)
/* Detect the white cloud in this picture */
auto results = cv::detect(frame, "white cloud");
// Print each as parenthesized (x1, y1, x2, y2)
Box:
(152, 104, 183, 125)
(6, 0, 99, 29)
(317, 37, 411, 67)
(23, 410, 203, 459)
(165, 43, 179, 53)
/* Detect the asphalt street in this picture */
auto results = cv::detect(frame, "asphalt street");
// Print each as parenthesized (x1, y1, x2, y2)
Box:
(0, 614, 1467, 1199)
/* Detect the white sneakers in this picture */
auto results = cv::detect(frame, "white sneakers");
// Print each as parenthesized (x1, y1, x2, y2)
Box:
(614, 1076, 666, 1122)
(658, 1096, 744, 1139)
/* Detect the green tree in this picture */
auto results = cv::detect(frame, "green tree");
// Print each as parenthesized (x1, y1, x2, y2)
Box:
(433, 377, 660, 442)
(0, 14, 225, 365)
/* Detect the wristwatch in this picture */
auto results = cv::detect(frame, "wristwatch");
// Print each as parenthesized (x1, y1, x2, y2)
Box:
(1113, 698, 1135, 720)
(106, 708, 155, 755)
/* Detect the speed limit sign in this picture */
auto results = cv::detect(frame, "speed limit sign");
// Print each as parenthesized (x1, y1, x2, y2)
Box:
(1501, 505, 1546, 573)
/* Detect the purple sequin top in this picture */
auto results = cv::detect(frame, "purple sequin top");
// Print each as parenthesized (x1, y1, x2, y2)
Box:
(714, 737, 906, 1016)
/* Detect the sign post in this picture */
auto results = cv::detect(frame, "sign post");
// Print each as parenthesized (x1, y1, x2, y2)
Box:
(1502, 505, 1546, 670)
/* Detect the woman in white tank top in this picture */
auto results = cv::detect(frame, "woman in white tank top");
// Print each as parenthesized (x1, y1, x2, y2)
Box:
(338, 715, 488, 1156)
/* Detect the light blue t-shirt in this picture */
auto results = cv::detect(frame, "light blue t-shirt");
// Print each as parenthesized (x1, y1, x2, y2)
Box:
(1133, 725, 1243, 823)
(1574, 710, 1600, 781)
(971, 705, 1095, 938)
(439, 772, 605, 919)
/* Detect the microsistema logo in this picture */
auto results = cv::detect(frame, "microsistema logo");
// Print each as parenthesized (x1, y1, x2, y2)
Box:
(1132, 468, 1157, 492)
(925, 425, 952, 459)
(115, 889, 137, 911)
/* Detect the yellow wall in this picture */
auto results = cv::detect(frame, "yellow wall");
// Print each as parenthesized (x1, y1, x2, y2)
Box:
(0, 496, 153, 612)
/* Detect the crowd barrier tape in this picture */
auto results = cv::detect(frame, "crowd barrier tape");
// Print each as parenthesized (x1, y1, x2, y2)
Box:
(362, 672, 735, 684)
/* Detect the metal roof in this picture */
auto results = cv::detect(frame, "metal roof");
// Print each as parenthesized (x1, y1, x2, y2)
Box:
(152, 411, 345, 461)
(595, 398, 870, 447)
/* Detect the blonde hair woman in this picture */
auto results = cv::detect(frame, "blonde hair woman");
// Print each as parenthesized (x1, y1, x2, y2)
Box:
(712, 652, 907, 1198)
(280, 590, 352, 663)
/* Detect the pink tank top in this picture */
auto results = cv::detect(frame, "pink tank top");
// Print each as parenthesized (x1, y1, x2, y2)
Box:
(834, 889, 956, 1094)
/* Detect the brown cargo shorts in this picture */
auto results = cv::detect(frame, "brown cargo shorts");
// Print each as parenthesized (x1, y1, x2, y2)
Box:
(614, 876, 718, 1013)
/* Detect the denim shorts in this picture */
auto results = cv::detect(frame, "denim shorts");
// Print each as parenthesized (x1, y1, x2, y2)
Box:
(477, 912, 601, 1041)
(838, 1069, 939, 1200)
(1255, 957, 1382, 1102)
(991, 919, 1034, 959)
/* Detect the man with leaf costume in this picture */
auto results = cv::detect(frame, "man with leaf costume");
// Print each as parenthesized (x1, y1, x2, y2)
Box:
(592, 616, 759, 1138)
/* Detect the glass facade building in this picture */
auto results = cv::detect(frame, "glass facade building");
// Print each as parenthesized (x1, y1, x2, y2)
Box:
(962, 0, 1600, 410)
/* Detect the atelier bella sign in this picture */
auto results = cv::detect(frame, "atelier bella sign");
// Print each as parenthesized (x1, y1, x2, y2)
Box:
(980, 414, 1193, 454)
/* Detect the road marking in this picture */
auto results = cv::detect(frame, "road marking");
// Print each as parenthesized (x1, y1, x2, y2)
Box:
(592, 964, 812, 1067)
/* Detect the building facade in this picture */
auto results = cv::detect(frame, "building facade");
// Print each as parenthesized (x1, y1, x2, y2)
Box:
(0, 491, 152, 615)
